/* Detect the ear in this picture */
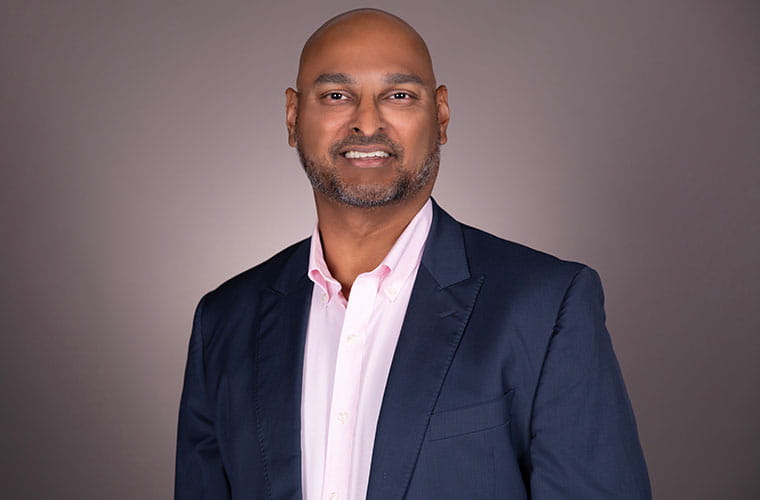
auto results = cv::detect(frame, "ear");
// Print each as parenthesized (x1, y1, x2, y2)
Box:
(434, 85, 450, 145)
(285, 88, 299, 147)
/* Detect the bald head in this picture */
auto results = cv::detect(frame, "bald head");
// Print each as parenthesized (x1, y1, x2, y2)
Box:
(296, 9, 436, 91)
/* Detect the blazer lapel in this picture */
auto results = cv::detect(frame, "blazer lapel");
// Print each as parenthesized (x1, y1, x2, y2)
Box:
(253, 241, 312, 500)
(366, 201, 484, 500)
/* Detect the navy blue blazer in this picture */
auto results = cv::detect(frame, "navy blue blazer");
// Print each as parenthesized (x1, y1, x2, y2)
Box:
(176, 200, 651, 499)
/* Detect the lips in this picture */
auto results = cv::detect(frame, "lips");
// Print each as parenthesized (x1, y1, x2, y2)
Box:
(344, 150, 390, 159)
(339, 145, 394, 158)
(338, 145, 395, 168)
(330, 135, 401, 168)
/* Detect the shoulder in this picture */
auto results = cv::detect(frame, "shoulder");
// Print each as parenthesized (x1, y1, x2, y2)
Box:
(454, 222, 607, 327)
(198, 237, 310, 321)
(459, 223, 587, 287)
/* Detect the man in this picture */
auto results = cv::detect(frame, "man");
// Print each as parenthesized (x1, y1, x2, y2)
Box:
(176, 8, 651, 500)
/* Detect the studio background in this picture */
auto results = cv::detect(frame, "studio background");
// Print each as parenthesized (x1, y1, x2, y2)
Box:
(1, 1, 758, 498)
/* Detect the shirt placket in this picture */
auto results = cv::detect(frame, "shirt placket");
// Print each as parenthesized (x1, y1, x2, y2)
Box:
(320, 274, 377, 500)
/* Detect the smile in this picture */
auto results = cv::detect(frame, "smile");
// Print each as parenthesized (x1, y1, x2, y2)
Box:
(343, 150, 391, 159)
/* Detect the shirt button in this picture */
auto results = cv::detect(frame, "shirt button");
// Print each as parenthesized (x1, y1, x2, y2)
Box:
(337, 411, 348, 424)
(347, 333, 358, 344)
(329, 493, 338, 500)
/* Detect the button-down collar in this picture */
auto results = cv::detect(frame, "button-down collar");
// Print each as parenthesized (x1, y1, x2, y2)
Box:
(307, 199, 433, 307)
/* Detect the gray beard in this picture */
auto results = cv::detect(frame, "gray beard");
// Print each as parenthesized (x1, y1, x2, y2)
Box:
(296, 134, 440, 209)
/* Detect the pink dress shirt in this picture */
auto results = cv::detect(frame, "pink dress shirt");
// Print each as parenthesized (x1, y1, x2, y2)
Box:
(300, 199, 433, 500)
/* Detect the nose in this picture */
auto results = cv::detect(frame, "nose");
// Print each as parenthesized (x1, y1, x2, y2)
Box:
(350, 96, 385, 136)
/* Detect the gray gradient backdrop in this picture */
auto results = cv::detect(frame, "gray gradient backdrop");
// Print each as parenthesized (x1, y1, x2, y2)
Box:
(2, 1, 758, 499)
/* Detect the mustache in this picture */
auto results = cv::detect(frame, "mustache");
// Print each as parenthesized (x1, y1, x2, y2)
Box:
(328, 133, 404, 158)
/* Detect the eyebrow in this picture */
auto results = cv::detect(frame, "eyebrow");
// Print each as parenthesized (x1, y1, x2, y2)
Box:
(312, 72, 425, 86)
(313, 73, 356, 85)
(383, 73, 425, 85)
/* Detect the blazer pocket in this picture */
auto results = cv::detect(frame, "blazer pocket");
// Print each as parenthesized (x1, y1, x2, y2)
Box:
(428, 389, 515, 441)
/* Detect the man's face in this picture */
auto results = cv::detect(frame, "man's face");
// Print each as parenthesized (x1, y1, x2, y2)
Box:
(286, 17, 449, 208)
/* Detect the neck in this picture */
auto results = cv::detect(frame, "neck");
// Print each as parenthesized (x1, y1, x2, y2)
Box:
(314, 192, 430, 297)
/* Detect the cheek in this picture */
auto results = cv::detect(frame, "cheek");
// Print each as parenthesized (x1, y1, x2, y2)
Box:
(298, 106, 345, 142)
(299, 114, 346, 151)
(399, 117, 439, 156)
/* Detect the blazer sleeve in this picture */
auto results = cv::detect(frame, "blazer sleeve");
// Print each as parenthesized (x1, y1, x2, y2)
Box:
(528, 267, 651, 499)
(175, 296, 230, 499)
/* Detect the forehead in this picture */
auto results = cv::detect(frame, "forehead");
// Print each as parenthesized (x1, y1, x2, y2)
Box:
(297, 18, 435, 89)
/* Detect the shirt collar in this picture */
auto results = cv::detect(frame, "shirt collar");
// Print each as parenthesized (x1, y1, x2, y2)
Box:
(307, 198, 433, 305)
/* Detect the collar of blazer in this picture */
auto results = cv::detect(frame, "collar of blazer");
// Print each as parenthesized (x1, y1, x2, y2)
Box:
(267, 197, 473, 295)
(253, 199, 485, 500)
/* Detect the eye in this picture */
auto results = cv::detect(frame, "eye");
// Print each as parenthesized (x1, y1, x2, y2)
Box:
(323, 92, 347, 101)
(389, 91, 413, 100)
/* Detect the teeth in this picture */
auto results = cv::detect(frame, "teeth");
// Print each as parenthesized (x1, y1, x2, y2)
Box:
(344, 150, 389, 159)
